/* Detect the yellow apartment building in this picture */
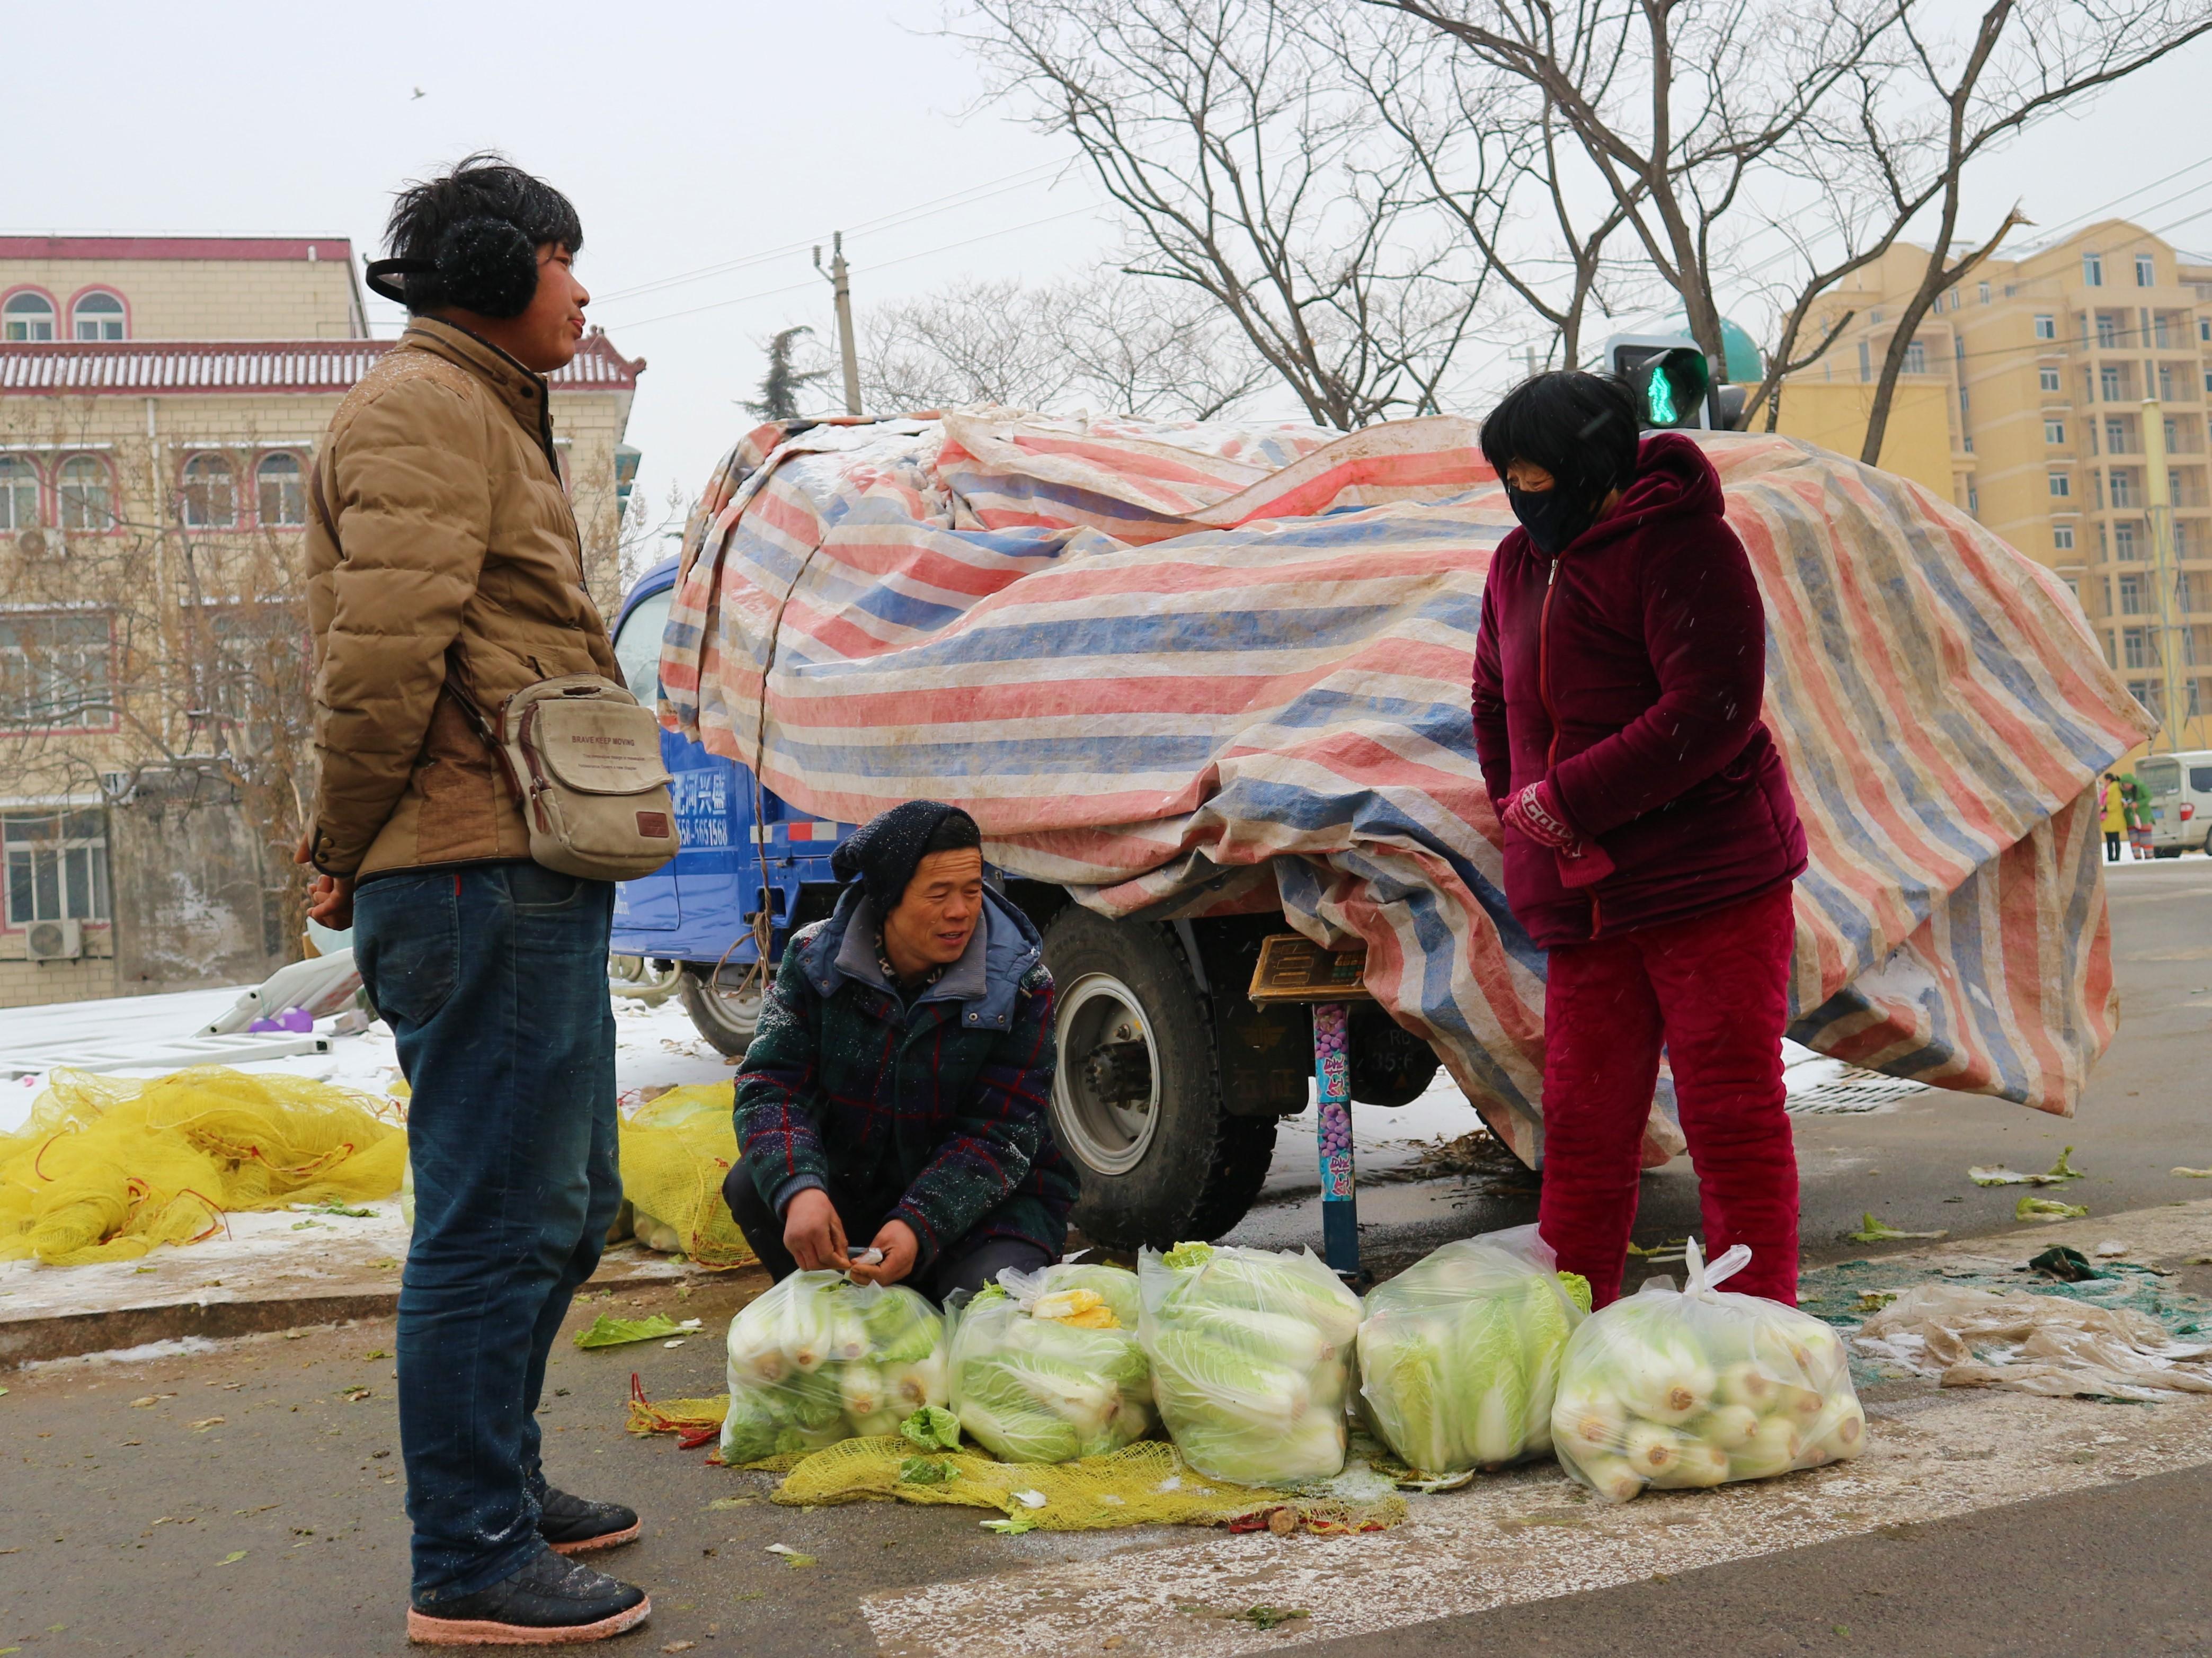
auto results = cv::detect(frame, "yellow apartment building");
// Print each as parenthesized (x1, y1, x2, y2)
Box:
(1774, 221, 2211, 749)
(0, 236, 644, 1007)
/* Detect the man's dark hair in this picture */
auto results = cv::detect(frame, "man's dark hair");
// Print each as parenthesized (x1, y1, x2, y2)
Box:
(923, 811, 982, 858)
(1478, 370, 1641, 509)
(380, 151, 583, 316)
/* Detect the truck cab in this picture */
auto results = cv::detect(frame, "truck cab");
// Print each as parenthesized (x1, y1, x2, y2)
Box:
(2136, 749, 2212, 857)
(605, 561, 1445, 1249)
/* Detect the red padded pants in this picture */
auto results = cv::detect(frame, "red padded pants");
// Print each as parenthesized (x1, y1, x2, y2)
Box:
(1535, 883, 1799, 1307)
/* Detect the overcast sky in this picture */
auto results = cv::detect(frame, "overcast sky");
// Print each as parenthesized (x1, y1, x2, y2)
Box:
(11, 1, 2210, 576)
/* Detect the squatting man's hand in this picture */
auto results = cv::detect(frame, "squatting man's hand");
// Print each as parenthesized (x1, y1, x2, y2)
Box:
(782, 1188, 849, 1270)
(846, 1219, 918, 1288)
(295, 833, 357, 930)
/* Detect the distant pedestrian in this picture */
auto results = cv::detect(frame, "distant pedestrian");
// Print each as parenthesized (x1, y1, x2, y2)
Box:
(296, 155, 650, 1645)
(2100, 771, 2126, 862)
(1470, 371, 1808, 1310)
(2125, 772, 2154, 859)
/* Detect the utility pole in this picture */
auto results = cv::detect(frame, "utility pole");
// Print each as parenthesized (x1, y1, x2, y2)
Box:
(2144, 395, 2187, 750)
(814, 233, 862, 417)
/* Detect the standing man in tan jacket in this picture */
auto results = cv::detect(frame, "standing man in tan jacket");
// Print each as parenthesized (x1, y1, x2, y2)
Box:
(298, 154, 650, 1645)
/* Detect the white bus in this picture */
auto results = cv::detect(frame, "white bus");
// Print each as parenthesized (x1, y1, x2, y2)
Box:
(2137, 749, 2212, 857)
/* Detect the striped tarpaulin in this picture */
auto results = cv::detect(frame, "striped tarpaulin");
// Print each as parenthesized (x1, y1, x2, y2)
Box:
(661, 411, 2153, 1165)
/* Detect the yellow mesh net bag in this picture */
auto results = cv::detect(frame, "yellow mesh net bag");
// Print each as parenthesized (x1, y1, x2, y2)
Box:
(0, 1066, 407, 1267)
(773, 1436, 1408, 1534)
(624, 1386, 1401, 1531)
(618, 1084, 753, 1268)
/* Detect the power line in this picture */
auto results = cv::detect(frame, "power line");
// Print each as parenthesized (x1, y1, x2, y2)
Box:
(603, 203, 1108, 331)
(591, 161, 1070, 306)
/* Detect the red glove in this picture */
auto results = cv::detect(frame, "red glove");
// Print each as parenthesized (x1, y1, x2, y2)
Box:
(1503, 780, 1579, 851)
(1505, 780, 1616, 890)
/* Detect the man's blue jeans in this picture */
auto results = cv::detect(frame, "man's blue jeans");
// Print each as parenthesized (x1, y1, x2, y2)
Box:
(352, 861, 620, 1604)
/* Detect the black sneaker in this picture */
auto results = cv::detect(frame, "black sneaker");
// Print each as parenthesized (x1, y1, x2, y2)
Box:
(538, 1486, 642, 1555)
(407, 1548, 650, 1646)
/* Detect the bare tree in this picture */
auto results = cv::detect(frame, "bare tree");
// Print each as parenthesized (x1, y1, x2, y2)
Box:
(1373, 0, 1910, 396)
(858, 272, 1272, 418)
(1321, 4, 1651, 371)
(958, 0, 1489, 427)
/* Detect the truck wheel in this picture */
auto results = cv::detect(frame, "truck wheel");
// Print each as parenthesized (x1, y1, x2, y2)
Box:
(1042, 907, 1275, 1250)
(679, 965, 764, 1057)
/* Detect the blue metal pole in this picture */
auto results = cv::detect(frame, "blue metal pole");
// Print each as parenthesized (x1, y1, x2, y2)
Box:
(1312, 1000, 1358, 1274)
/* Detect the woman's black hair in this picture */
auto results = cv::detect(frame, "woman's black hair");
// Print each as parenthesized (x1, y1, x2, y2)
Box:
(375, 152, 583, 317)
(1478, 370, 1641, 508)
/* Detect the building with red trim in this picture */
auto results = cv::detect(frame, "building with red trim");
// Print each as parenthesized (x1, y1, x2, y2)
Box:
(0, 237, 645, 1004)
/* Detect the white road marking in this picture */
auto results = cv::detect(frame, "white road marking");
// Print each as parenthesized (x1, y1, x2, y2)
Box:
(863, 1380, 2212, 1655)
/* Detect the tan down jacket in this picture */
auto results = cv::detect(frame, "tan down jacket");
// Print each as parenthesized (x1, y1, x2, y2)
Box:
(306, 318, 620, 879)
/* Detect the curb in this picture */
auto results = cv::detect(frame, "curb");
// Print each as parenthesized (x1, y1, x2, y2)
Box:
(0, 1256, 764, 1370)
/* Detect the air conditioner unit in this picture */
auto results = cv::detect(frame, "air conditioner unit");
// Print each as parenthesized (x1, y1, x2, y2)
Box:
(25, 918, 84, 962)
(16, 527, 59, 560)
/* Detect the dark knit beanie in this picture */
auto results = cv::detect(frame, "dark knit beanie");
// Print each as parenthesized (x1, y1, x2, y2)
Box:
(831, 800, 981, 914)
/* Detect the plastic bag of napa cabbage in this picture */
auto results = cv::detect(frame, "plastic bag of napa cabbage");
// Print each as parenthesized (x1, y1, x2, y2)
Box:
(718, 1269, 947, 1464)
(1138, 1241, 1362, 1485)
(1356, 1224, 1592, 1476)
(1551, 1239, 1864, 1501)
(947, 1261, 1153, 1464)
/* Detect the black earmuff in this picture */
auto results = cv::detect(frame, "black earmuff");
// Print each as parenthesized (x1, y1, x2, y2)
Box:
(363, 216, 540, 318)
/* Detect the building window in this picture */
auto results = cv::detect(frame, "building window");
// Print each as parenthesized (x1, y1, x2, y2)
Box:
(1978, 281, 1991, 305)
(255, 453, 307, 528)
(1857, 340, 1871, 381)
(2137, 254, 2156, 287)
(2095, 313, 2118, 349)
(2181, 571, 2195, 613)
(2124, 627, 2151, 668)
(2054, 523, 2076, 551)
(1903, 340, 1927, 375)
(181, 454, 236, 528)
(2085, 252, 2105, 287)
(2034, 313, 2057, 341)
(2108, 416, 2129, 451)
(2120, 574, 2144, 613)
(1959, 386, 1971, 416)
(0, 614, 112, 732)
(1967, 481, 1979, 514)
(2049, 471, 2071, 497)
(2153, 315, 2172, 349)
(2202, 317, 2211, 343)
(2045, 418, 2066, 444)
(2116, 520, 2139, 559)
(2113, 470, 2137, 508)
(69, 290, 125, 341)
(2102, 366, 2124, 401)
(2040, 367, 2063, 393)
(57, 456, 113, 532)
(2, 811, 110, 926)
(2, 291, 56, 342)
(2160, 365, 2174, 402)
(0, 454, 38, 530)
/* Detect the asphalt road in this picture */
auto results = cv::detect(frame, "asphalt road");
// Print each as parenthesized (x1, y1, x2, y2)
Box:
(0, 853, 2206, 1656)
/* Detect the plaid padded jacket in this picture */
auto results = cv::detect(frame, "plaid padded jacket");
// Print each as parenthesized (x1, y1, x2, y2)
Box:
(732, 886, 1076, 1268)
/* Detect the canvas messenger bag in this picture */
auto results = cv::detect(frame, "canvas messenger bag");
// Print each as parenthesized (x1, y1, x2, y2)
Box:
(475, 675, 680, 882)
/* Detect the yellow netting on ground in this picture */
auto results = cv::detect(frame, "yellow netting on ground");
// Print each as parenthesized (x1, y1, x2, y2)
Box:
(0, 1067, 407, 1266)
(618, 1084, 753, 1268)
(775, 1437, 1408, 1533)
(628, 1386, 1407, 1530)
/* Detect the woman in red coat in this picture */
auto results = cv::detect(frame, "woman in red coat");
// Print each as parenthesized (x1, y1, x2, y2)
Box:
(1470, 371, 1808, 1306)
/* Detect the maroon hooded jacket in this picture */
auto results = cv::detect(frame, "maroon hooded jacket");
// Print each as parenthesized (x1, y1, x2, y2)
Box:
(1470, 432, 1806, 949)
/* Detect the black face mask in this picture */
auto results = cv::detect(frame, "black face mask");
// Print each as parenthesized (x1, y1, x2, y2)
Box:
(1506, 485, 1602, 558)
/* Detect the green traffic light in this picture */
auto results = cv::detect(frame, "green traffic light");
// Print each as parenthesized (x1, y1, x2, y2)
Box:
(1647, 373, 1678, 425)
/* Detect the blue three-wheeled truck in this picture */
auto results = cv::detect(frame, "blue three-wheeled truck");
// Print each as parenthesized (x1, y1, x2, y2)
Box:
(605, 560, 1448, 1249)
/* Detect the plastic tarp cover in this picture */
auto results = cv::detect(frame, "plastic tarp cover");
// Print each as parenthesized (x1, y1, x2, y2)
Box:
(660, 409, 2153, 1165)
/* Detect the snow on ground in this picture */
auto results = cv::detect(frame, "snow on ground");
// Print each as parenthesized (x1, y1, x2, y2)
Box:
(0, 980, 733, 1136)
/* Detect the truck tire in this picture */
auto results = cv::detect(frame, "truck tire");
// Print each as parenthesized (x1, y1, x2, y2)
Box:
(1041, 907, 1275, 1250)
(679, 965, 764, 1057)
